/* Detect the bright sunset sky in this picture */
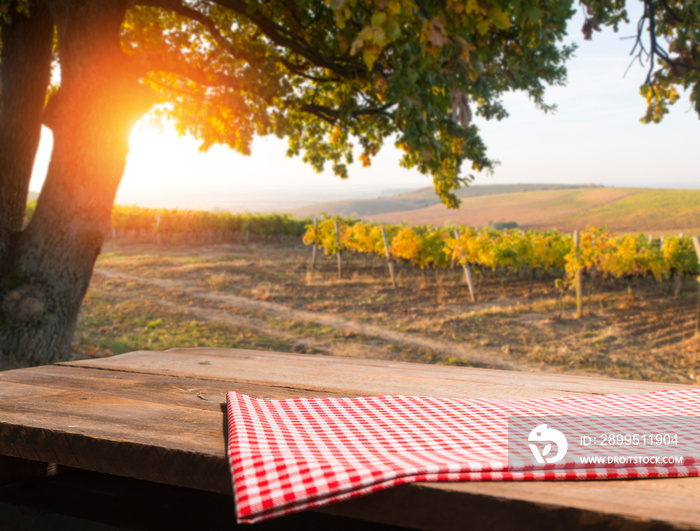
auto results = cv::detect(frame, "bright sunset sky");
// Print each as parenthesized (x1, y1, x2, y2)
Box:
(29, 4, 699, 210)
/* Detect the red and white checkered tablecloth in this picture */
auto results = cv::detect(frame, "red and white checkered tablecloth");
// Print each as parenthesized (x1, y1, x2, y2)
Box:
(226, 388, 700, 523)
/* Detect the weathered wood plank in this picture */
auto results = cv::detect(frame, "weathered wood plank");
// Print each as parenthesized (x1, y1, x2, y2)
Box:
(1, 349, 699, 530)
(321, 480, 700, 531)
(422, 479, 700, 528)
(0, 379, 229, 493)
(0, 364, 360, 494)
(0, 364, 357, 412)
(62, 348, 692, 399)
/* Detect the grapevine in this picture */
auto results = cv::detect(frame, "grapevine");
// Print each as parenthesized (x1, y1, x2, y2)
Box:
(304, 220, 700, 287)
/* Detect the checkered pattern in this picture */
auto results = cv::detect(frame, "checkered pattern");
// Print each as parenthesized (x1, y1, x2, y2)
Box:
(226, 388, 700, 523)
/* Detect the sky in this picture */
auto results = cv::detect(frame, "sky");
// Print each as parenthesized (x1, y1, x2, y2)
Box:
(29, 4, 699, 211)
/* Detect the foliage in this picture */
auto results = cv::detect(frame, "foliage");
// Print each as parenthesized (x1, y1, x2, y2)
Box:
(0, 0, 31, 24)
(581, 0, 700, 123)
(564, 227, 699, 283)
(390, 225, 450, 270)
(304, 218, 700, 284)
(112, 205, 310, 238)
(112, 0, 582, 208)
(662, 235, 700, 277)
(27, 202, 310, 239)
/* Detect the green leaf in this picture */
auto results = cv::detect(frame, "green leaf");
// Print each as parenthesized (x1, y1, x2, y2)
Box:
(523, 1, 542, 24)
(371, 12, 386, 27)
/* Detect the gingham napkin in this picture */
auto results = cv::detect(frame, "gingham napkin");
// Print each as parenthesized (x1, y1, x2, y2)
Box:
(226, 388, 700, 523)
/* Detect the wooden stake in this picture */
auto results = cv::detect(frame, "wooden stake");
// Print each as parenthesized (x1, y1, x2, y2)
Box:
(574, 230, 583, 319)
(454, 229, 477, 302)
(694, 237, 700, 336)
(334, 220, 342, 279)
(311, 218, 318, 270)
(380, 226, 398, 288)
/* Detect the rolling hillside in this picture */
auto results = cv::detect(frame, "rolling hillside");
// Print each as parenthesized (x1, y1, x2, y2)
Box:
(531, 189, 700, 233)
(294, 185, 700, 235)
(291, 183, 595, 218)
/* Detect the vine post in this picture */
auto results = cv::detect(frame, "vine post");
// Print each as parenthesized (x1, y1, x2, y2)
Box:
(311, 218, 318, 270)
(380, 226, 397, 288)
(674, 232, 686, 296)
(574, 230, 583, 319)
(693, 236, 700, 336)
(454, 229, 477, 302)
(334, 220, 342, 279)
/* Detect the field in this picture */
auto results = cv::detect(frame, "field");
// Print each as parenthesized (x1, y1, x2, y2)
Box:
(53, 239, 700, 385)
(294, 185, 700, 236)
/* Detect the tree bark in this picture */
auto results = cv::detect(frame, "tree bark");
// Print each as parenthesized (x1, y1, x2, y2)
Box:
(0, 0, 154, 364)
(0, 0, 53, 261)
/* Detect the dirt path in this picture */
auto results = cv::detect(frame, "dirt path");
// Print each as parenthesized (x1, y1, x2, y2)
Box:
(95, 268, 540, 372)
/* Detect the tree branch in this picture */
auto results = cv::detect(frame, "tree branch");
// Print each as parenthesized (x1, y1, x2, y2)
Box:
(658, 0, 683, 23)
(135, 0, 365, 82)
(135, 0, 254, 65)
(141, 52, 243, 90)
(209, 0, 366, 79)
(624, 0, 700, 85)
(299, 102, 395, 124)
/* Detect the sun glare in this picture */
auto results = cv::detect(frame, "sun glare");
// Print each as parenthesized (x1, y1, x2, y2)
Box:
(128, 121, 178, 158)
(125, 121, 214, 188)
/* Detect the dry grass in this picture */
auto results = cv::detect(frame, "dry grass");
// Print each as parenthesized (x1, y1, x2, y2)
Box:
(50, 240, 698, 385)
(363, 187, 700, 236)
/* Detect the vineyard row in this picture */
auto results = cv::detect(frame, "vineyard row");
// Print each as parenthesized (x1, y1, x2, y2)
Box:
(26, 202, 312, 240)
(302, 219, 700, 286)
(24, 202, 700, 285)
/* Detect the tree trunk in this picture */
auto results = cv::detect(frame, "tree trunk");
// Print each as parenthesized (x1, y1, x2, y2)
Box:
(0, 0, 154, 365)
(0, 0, 53, 260)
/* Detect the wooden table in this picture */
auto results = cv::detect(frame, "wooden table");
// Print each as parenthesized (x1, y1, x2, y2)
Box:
(1, 348, 699, 530)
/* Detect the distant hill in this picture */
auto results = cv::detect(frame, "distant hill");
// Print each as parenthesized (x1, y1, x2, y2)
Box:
(291, 183, 597, 218)
(530, 189, 700, 234)
(293, 184, 700, 235)
(290, 197, 432, 218)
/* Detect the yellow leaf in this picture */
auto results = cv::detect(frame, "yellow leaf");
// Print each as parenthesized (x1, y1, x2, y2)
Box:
(448, 0, 465, 15)
(371, 26, 387, 46)
(465, 0, 483, 15)
(371, 12, 386, 27)
(363, 48, 378, 69)
(388, 0, 401, 15)
(491, 8, 510, 29)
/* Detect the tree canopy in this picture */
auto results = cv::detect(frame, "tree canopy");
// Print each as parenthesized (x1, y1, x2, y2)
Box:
(580, 0, 700, 124)
(114, 0, 577, 208)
